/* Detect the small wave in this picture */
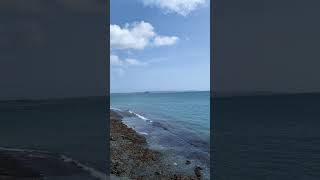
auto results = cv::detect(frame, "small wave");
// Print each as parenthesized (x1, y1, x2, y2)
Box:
(110, 107, 123, 112)
(111, 107, 152, 122)
(128, 110, 149, 121)
(152, 121, 169, 131)
(138, 132, 149, 135)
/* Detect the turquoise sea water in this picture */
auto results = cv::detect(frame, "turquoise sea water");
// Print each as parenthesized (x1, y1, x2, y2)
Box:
(110, 91, 210, 178)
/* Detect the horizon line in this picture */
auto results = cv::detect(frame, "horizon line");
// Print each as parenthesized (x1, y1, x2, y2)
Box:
(110, 90, 210, 94)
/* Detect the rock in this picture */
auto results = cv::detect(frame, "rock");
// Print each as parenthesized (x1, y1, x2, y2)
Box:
(194, 166, 202, 178)
(110, 110, 201, 179)
(185, 160, 191, 165)
(173, 174, 179, 179)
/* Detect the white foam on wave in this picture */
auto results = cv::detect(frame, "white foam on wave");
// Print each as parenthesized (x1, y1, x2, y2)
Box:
(111, 107, 153, 122)
(110, 107, 123, 112)
(138, 132, 148, 135)
(128, 110, 149, 121)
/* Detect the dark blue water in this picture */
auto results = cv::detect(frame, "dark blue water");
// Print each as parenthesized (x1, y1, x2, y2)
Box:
(110, 91, 210, 178)
(213, 94, 320, 180)
(0, 98, 108, 179)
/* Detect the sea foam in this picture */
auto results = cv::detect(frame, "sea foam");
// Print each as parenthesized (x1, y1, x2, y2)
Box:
(128, 110, 149, 121)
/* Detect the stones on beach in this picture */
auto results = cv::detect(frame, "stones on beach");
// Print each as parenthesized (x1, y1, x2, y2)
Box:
(110, 136, 115, 141)
(194, 166, 203, 178)
(185, 160, 191, 165)
(151, 154, 157, 161)
(173, 174, 181, 179)
(111, 110, 202, 180)
(111, 112, 161, 177)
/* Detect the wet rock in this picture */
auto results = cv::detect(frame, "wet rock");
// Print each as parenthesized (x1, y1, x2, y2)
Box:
(194, 166, 203, 178)
(173, 174, 179, 179)
(110, 110, 200, 180)
(185, 160, 191, 165)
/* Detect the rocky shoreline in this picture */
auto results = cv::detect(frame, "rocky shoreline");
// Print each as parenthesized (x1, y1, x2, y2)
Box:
(110, 110, 203, 180)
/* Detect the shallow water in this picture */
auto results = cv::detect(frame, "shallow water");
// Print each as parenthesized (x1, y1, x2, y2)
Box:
(110, 91, 210, 179)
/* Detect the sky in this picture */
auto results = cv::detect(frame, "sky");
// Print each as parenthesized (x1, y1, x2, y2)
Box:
(110, 0, 210, 93)
(214, 0, 320, 93)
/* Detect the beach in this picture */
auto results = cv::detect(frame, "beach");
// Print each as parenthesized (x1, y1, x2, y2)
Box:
(110, 110, 204, 180)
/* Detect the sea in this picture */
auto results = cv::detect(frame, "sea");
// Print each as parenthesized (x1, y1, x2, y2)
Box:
(0, 97, 108, 180)
(110, 91, 210, 179)
(213, 93, 320, 180)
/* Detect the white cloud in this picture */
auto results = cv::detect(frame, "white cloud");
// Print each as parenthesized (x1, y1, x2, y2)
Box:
(110, 21, 155, 50)
(110, 54, 123, 66)
(110, 21, 178, 50)
(125, 58, 145, 66)
(141, 0, 205, 16)
(154, 36, 179, 46)
(110, 54, 146, 67)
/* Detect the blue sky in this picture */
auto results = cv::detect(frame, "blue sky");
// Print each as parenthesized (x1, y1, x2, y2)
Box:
(110, 0, 210, 93)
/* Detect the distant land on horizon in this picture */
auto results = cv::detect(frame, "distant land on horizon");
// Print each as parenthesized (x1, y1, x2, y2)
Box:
(110, 90, 320, 97)
(110, 90, 210, 94)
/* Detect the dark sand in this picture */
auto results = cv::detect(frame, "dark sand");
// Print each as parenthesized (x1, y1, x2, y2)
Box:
(110, 110, 203, 180)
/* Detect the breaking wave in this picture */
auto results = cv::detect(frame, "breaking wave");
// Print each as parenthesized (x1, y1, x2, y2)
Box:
(110, 107, 151, 122)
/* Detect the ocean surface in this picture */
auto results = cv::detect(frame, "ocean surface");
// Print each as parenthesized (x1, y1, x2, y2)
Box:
(0, 98, 108, 179)
(213, 93, 320, 180)
(110, 91, 210, 178)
